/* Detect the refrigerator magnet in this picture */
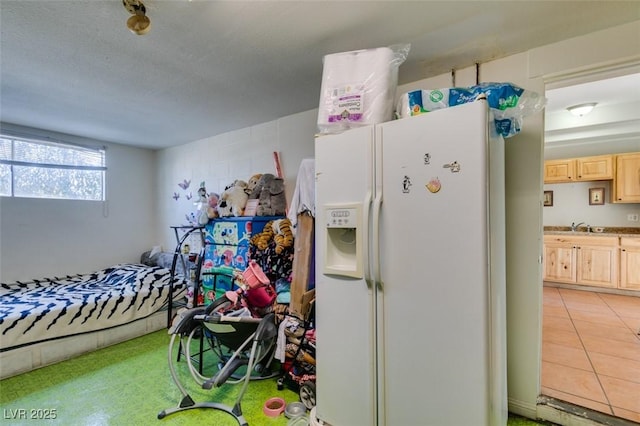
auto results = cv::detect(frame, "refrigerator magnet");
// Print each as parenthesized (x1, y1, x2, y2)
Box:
(426, 177, 441, 193)
(443, 161, 460, 172)
(424, 153, 431, 165)
(402, 176, 412, 193)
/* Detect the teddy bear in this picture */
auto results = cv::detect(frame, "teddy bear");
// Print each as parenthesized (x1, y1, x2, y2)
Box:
(248, 173, 287, 216)
(216, 180, 249, 217)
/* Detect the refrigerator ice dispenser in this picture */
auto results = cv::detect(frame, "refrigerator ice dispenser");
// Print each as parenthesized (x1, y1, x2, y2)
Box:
(323, 204, 363, 279)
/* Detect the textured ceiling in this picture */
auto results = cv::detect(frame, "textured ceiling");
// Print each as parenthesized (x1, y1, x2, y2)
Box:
(1, 1, 639, 149)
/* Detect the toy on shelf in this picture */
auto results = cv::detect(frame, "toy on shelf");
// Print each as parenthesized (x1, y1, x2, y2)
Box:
(206, 192, 220, 220)
(217, 180, 249, 217)
(248, 173, 287, 216)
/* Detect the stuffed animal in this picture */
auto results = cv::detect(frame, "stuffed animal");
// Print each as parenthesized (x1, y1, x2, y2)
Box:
(272, 218, 294, 254)
(250, 220, 275, 250)
(196, 182, 211, 225)
(248, 173, 269, 199)
(249, 218, 293, 254)
(184, 181, 211, 225)
(206, 192, 220, 219)
(246, 174, 263, 196)
(217, 180, 249, 217)
(249, 173, 287, 216)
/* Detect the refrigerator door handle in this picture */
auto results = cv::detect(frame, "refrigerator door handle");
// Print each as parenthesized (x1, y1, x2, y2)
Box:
(372, 191, 382, 288)
(363, 190, 373, 285)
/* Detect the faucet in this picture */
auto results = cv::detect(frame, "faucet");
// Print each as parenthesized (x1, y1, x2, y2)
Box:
(571, 222, 585, 232)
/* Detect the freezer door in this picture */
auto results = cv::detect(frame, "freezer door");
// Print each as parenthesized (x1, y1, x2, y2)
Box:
(377, 101, 496, 426)
(314, 125, 377, 426)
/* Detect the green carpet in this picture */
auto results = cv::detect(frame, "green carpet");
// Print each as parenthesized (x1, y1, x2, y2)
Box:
(0, 330, 544, 425)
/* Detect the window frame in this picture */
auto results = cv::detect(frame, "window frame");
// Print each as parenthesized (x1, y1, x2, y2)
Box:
(0, 134, 107, 201)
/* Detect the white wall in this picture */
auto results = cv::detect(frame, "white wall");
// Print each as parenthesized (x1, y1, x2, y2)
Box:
(155, 110, 317, 252)
(544, 180, 640, 227)
(0, 124, 158, 283)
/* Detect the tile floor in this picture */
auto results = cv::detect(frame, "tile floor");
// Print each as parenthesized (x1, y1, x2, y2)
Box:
(0, 329, 545, 426)
(542, 285, 640, 423)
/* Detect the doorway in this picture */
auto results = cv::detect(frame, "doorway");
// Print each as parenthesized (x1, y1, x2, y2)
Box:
(541, 70, 640, 423)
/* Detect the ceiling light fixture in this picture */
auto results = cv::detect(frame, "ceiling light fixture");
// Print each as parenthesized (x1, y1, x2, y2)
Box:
(122, 0, 151, 35)
(566, 102, 597, 117)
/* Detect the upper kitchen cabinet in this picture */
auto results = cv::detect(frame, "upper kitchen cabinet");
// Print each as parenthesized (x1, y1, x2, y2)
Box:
(575, 155, 614, 181)
(544, 159, 575, 183)
(612, 152, 640, 203)
(544, 155, 613, 183)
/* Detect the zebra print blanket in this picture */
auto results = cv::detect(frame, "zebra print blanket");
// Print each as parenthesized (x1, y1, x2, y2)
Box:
(0, 264, 186, 351)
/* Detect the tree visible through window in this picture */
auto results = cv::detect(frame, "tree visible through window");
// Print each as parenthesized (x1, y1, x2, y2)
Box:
(0, 136, 106, 200)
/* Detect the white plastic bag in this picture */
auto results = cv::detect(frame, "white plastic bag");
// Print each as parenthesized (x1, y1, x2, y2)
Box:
(317, 44, 410, 134)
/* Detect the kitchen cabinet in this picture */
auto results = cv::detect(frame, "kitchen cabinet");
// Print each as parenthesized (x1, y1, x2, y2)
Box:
(543, 237, 576, 283)
(575, 237, 618, 288)
(576, 155, 613, 181)
(620, 237, 640, 290)
(543, 155, 613, 183)
(544, 159, 575, 183)
(612, 152, 640, 203)
(543, 235, 618, 288)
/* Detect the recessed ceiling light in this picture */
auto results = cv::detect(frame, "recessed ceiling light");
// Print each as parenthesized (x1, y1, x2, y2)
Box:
(567, 102, 597, 117)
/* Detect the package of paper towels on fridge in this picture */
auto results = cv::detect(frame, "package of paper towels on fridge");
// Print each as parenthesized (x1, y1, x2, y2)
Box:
(396, 83, 547, 138)
(317, 44, 410, 134)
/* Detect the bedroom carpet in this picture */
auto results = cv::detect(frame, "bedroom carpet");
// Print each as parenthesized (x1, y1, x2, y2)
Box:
(0, 330, 544, 426)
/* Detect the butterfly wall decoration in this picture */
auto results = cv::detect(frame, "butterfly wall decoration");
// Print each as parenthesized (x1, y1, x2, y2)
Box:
(172, 192, 180, 201)
(178, 179, 191, 190)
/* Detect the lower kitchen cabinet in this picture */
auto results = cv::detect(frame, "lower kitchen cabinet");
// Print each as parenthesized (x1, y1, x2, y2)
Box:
(620, 237, 640, 290)
(543, 239, 576, 283)
(576, 238, 618, 288)
(543, 235, 618, 289)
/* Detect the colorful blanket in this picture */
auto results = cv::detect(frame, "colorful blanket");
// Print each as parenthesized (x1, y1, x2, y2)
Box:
(0, 264, 186, 351)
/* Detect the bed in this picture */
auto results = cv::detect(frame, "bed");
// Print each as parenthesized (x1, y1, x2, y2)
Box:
(0, 263, 187, 379)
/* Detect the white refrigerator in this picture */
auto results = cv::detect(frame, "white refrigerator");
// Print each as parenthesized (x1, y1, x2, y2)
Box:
(314, 99, 507, 426)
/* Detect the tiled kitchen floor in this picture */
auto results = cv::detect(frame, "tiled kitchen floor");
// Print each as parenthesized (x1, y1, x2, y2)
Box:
(542, 286, 640, 423)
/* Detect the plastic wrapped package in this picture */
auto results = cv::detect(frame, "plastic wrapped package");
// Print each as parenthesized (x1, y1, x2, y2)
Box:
(396, 88, 450, 116)
(396, 82, 546, 138)
(317, 44, 410, 134)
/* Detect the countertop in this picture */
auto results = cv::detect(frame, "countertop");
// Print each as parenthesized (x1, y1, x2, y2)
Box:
(544, 226, 640, 237)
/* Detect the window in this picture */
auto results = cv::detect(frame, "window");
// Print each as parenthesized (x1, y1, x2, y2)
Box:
(0, 135, 106, 200)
